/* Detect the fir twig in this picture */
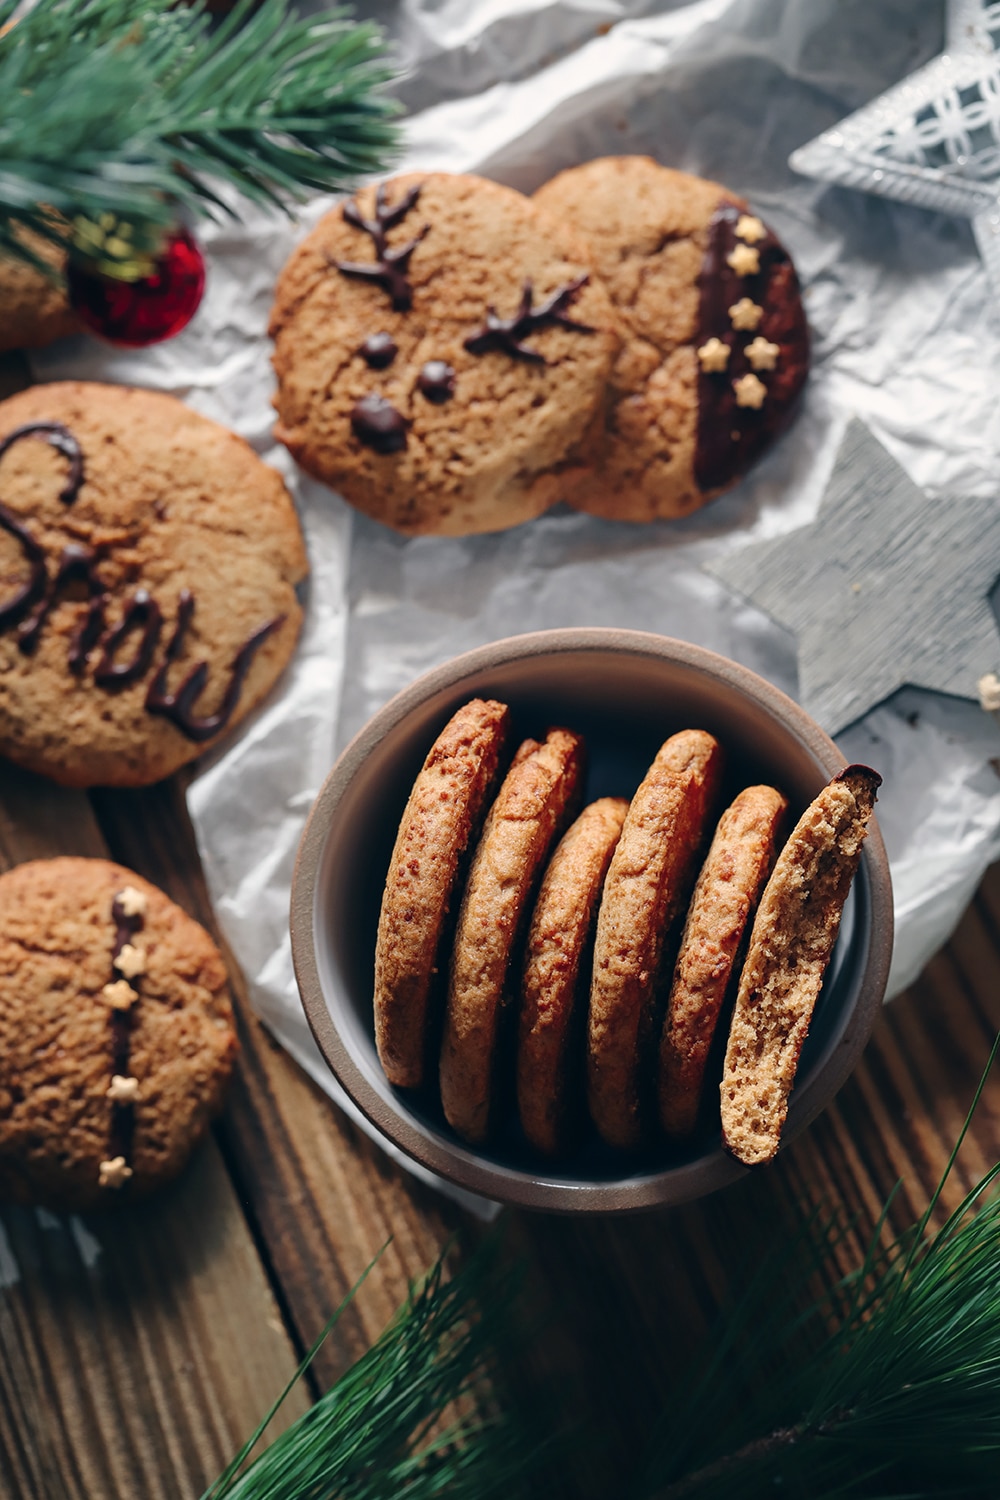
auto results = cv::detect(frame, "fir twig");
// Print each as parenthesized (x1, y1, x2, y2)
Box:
(202, 1239, 538, 1500)
(639, 1032, 1000, 1500)
(0, 0, 400, 274)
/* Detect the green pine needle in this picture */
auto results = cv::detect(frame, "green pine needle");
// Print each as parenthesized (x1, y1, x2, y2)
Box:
(202, 1241, 537, 1500)
(639, 1032, 1000, 1500)
(0, 0, 400, 272)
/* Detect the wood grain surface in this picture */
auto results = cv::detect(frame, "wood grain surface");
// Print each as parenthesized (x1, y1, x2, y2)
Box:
(2, 349, 1000, 1498)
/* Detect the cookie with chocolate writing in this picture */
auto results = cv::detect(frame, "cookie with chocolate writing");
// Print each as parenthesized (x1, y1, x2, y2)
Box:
(269, 171, 619, 536)
(0, 857, 237, 1212)
(533, 156, 809, 521)
(0, 381, 307, 786)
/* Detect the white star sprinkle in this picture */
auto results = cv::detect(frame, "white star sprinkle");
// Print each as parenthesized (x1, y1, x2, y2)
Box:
(733, 373, 767, 408)
(728, 297, 763, 331)
(106, 1074, 141, 1103)
(735, 214, 767, 243)
(696, 337, 730, 372)
(115, 943, 147, 980)
(726, 243, 761, 277)
(98, 1156, 133, 1190)
(745, 336, 780, 371)
(116, 885, 148, 919)
(102, 979, 138, 1011)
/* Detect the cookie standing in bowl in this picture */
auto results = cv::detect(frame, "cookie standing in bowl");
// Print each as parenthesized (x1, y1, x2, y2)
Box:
(533, 156, 809, 521)
(0, 858, 237, 1212)
(0, 381, 307, 786)
(269, 171, 619, 536)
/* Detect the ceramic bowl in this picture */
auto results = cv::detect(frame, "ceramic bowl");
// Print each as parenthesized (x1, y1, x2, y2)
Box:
(290, 628, 893, 1213)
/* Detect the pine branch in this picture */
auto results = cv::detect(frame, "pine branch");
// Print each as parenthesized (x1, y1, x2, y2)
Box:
(202, 1240, 541, 1500)
(0, 0, 400, 275)
(639, 1033, 1000, 1500)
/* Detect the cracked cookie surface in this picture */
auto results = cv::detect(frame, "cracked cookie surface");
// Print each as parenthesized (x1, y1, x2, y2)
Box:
(270, 171, 619, 536)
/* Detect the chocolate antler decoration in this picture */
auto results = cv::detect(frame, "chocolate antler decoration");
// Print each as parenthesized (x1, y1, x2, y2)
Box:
(463, 275, 595, 364)
(334, 182, 429, 312)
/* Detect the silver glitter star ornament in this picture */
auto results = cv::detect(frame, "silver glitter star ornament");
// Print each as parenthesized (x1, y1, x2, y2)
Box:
(790, 0, 1000, 295)
(705, 419, 1000, 736)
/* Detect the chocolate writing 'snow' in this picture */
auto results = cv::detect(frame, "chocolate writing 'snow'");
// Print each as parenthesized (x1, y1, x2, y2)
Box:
(0, 423, 85, 631)
(146, 589, 284, 742)
(0, 421, 285, 742)
(694, 202, 809, 493)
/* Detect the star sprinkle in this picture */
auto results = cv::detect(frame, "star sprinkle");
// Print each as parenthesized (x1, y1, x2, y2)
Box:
(728, 297, 763, 331)
(706, 419, 1000, 734)
(726, 243, 761, 277)
(102, 979, 138, 1011)
(98, 1156, 133, 1190)
(733, 373, 767, 408)
(790, 0, 1000, 298)
(114, 943, 147, 980)
(115, 885, 147, 919)
(745, 336, 780, 371)
(106, 1074, 140, 1103)
(697, 337, 731, 372)
(735, 214, 767, 243)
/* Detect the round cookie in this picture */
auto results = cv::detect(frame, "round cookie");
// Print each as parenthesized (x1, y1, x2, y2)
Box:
(532, 156, 809, 521)
(587, 729, 723, 1150)
(269, 171, 620, 536)
(439, 727, 585, 1143)
(0, 237, 80, 354)
(0, 857, 237, 1211)
(658, 783, 787, 1138)
(518, 795, 628, 1157)
(721, 766, 880, 1167)
(0, 381, 308, 787)
(374, 697, 511, 1090)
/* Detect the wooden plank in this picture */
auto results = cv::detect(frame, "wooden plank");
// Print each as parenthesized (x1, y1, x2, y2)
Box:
(89, 778, 463, 1388)
(0, 768, 310, 1500)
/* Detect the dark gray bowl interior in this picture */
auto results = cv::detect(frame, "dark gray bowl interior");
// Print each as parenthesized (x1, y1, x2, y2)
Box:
(295, 631, 892, 1211)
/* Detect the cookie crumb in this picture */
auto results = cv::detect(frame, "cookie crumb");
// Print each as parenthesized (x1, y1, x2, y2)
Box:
(98, 1155, 133, 1190)
(114, 942, 147, 979)
(102, 979, 138, 1011)
(734, 373, 767, 409)
(735, 214, 767, 243)
(697, 337, 730, 372)
(106, 1074, 140, 1103)
(728, 297, 763, 331)
(116, 885, 148, 918)
(978, 672, 1000, 712)
(726, 243, 761, 277)
(744, 336, 780, 371)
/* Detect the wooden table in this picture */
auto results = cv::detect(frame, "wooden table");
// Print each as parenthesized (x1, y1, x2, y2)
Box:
(2, 355, 999, 1500)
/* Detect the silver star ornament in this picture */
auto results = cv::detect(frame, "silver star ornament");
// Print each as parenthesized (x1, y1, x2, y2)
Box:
(705, 419, 1000, 736)
(790, 0, 1000, 296)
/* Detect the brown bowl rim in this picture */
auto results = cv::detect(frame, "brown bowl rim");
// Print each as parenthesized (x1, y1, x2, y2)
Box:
(290, 627, 893, 1213)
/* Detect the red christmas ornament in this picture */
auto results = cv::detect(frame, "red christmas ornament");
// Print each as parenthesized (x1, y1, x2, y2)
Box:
(67, 226, 206, 347)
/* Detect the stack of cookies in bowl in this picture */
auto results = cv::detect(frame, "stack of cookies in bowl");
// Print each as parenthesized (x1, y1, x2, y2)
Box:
(375, 699, 878, 1170)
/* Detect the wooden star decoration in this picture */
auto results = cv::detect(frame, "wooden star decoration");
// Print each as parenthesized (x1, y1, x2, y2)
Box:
(704, 419, 1000, 735)
(790, 0, 1000, 297)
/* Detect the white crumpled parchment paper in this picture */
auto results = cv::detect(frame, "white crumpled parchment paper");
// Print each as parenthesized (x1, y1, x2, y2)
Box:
(32, 0, 1000, 1206)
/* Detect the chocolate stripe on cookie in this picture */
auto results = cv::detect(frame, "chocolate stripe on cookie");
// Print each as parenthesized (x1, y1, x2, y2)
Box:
(101, 885, 148, 1188)
(0, 422, 84, 505)
(695, 202, 809, 493)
